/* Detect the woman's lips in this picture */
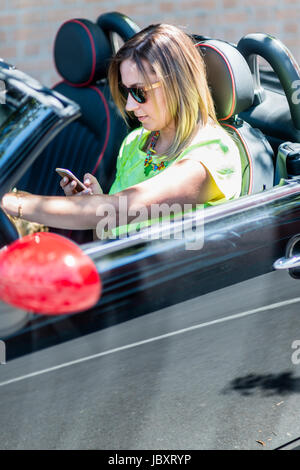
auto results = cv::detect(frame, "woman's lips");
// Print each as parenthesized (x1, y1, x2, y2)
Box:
(137, 115, 147, 121)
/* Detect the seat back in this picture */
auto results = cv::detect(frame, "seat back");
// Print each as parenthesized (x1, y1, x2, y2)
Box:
(196, 40, 274, 195)
(16, 16, 140, 243)
(17, 18, 129, 197)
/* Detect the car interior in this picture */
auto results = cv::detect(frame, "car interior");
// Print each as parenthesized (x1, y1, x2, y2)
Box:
(14, 11, 300, 243)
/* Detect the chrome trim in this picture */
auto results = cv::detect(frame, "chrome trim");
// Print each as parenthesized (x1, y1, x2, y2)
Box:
(273, 255, 300, 270)
(274, 233, 300, 270)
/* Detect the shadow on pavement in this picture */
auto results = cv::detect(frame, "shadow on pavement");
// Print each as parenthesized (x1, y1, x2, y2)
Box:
(223, 371, 300, 396)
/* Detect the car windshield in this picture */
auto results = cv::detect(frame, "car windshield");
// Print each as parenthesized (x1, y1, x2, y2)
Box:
(0, 78, 52, 192)
(0, 66, 80, 197)
(0, 104, 14, 128)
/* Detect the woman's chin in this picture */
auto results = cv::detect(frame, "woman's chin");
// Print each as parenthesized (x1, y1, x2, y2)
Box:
(142, 121, 155, 131)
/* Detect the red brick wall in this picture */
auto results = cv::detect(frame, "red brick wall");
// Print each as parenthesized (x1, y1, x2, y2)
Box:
(1, 0, 300, 86)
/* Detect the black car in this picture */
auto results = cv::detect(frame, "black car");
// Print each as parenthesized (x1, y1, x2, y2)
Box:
(0, 12, 300, 450)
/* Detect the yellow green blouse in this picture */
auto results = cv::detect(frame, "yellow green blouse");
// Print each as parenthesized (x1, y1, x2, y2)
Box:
(108, 124, 241, 236)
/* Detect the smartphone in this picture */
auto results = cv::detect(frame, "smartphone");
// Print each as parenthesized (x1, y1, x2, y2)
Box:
(55, 168, 88, 192)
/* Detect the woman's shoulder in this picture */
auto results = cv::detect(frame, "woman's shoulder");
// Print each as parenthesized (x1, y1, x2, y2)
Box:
(179, 121, 238, 160)
(190, 121, 234, 147)
(178, 120, 242, 201)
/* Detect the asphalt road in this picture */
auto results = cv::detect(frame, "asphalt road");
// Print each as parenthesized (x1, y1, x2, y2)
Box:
(0, 270, 300, 449)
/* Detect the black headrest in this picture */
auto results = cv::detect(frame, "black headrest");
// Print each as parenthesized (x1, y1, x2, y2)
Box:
(54, 18, 112, 86)
(196, 40, 254, 120)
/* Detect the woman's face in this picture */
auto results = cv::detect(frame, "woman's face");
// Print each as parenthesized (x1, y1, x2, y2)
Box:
(120, 58, 175, 133)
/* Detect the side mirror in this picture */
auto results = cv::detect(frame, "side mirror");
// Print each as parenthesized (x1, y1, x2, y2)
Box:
(0, 232, 101, 315)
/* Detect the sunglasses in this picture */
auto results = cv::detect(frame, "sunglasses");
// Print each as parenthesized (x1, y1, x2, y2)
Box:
(119, 81, 161, 104)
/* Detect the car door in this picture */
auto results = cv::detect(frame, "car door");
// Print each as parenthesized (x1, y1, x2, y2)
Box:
(2, 178, 300, 450)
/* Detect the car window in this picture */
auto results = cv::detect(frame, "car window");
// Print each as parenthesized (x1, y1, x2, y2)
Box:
(0, 79, 34, 137)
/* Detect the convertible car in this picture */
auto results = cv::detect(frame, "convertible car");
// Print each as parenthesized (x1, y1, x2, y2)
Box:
(1, 11, 300, 450)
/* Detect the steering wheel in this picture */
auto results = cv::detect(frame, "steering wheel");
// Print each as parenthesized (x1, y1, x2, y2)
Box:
(0, 207, 20, 248)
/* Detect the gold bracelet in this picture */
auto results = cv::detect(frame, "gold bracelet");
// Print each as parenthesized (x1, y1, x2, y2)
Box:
(17, 201, 23, 219)
(12, 188, 23, 219)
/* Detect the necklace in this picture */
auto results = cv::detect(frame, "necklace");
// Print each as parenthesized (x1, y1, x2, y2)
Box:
(144, 131, 169, 177)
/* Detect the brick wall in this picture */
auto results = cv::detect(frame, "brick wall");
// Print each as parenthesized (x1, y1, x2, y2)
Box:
(1, 0, 300, 86)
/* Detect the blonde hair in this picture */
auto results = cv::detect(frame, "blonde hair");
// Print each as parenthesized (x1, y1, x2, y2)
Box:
(108, 23, 218, 161)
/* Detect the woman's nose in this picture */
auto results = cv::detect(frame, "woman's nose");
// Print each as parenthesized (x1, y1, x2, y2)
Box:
(125, 92, 139, 112)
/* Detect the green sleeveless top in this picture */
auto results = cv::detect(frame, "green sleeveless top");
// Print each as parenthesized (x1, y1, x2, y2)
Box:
(107, 125, 241, 237)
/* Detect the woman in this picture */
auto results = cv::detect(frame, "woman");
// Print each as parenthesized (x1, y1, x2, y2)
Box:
(1, 24, 241, 238)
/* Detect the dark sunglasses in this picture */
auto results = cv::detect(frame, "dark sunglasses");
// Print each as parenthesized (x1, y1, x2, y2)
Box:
(119, 81, 161, 104)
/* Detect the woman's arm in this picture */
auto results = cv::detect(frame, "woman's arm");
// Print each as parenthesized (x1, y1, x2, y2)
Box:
(1, 159, 221, 231)
(1, 192, 119, 230)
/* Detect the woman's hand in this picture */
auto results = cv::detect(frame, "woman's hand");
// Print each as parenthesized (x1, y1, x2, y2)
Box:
(60, 173, 103, 196)
(1, 191, 20, 217)
(83, 173, 103, 195)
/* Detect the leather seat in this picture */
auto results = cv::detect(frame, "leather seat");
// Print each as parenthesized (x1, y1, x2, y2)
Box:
(196, 39, 274, 195)
(18, 18, 129, 197)
(17, 16, 139, 242)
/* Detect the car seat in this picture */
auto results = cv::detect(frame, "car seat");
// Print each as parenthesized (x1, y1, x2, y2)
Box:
(16, 15, 140, 243)
(196, 39, 274, 195)
(237, 33, 300, 184)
